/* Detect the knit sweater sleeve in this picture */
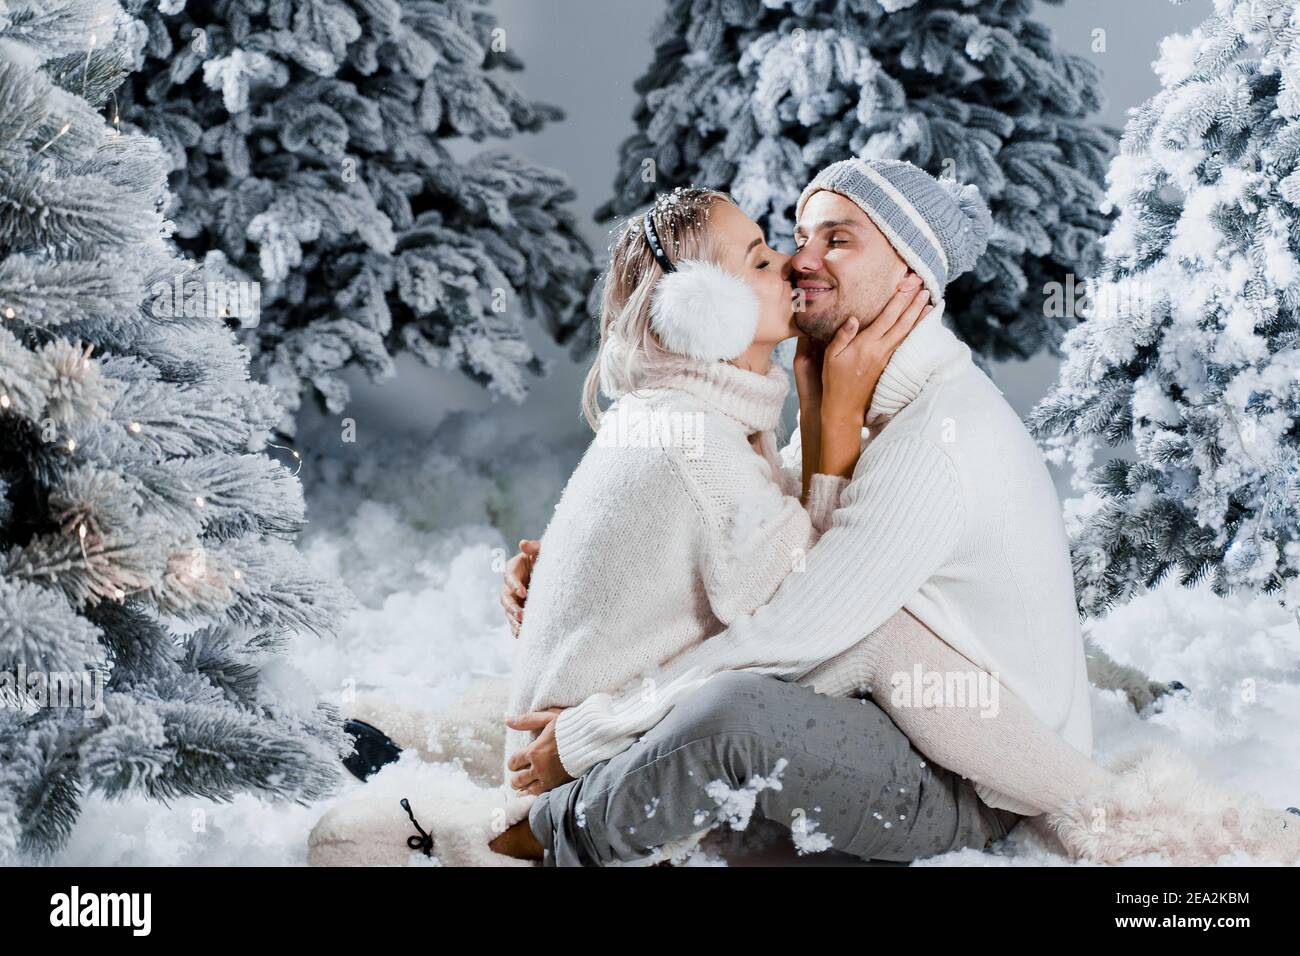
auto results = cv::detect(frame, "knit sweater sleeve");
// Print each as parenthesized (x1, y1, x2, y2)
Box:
(554, 435, 964, 778)
(774, 423, 845, 532)
(663, 426, 823, 626)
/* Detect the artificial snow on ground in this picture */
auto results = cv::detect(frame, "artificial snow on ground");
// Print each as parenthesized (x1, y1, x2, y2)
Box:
(48, 417, 1300, 866)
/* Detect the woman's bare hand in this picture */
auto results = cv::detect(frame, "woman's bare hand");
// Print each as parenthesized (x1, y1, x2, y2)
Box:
(794, 335, 825, 501)
(500, 538, 540, 637)
(793, 334, 825, 413)
(819, 277, 932, 479)
(822, 278, 931, 425)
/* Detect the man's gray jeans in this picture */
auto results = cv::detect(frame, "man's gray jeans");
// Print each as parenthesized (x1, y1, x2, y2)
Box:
(529, 671, 1025, 866)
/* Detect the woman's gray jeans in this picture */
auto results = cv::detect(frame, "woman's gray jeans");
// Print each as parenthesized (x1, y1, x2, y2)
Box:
(529, 671, 1025, 866)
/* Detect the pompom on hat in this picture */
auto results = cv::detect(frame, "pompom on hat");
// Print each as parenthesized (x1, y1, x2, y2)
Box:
(795, 158, 993, 303)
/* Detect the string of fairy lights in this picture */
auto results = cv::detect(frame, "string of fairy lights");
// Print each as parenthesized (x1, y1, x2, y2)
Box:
(0, 23, 301, 605)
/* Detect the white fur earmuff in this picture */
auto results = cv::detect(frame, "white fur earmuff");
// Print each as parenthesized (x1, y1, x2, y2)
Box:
(649, 259, 759, 361)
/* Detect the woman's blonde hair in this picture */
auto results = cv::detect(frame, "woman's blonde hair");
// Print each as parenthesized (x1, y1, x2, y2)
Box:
(581, 188, 735, 430)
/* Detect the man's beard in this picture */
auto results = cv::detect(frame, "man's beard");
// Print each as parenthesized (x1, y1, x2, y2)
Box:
(792, 272, 870, 343)
(794, 306, 848, 344)
(795, 278, 892, 343)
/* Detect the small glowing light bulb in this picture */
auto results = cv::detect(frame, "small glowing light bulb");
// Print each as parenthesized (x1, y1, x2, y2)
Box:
(128, 421, 142, 433)
(78, 524, 86, 539)
(2, 307, 13, 319)
(66, 438, 76, 452)
(195, 495, 205, 507)
(0, 394, 9, 409)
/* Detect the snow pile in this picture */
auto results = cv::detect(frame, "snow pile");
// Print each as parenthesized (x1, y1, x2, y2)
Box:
(697, 757, 789, 831)
(790, 815, 835, 856)
(920, 580, 1300, 867)
(48, 420, 1300, 866)
(52, 419, 581, 866)
(284, 410, 588, 716)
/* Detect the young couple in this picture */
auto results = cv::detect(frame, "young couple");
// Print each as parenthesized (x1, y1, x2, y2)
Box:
(309, 158, 1300, 868)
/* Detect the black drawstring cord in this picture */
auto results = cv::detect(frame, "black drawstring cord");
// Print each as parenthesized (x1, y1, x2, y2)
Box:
(400, 798, 433, 856)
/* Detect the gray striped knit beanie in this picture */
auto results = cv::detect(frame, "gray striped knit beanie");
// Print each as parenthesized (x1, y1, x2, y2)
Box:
(795, 158, 993, 302)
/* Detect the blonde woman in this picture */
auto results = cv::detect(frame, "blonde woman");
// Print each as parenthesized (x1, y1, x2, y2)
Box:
(495, 162, 1300, 868)
(307, 187, 930, 865)
(314, 172, 1300, 867)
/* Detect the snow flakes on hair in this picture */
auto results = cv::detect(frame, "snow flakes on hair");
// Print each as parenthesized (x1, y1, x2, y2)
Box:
(654, 186, 690, 211)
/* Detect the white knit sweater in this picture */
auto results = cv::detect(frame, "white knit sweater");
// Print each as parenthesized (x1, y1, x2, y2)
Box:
(506, 359, 842, 786)
(553, 308, 1094, 815)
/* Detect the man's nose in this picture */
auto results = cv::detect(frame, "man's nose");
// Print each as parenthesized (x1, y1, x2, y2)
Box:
(790, 243, 821, 274)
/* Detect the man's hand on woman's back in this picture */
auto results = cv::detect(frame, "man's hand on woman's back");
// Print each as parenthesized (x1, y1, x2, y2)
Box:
(500, 538, 540, 637)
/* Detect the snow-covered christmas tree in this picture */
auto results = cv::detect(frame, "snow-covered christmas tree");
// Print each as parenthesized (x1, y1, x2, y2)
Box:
(121, 0, 594, 430)
(1030, 0, 1300, 616)
(599, 0, 1117, 360)
(0, 0, 349, 859)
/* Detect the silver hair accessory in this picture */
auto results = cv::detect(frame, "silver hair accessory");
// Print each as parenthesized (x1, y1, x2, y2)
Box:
(644, 187, 700, 271)
(642, 185, 707, 269)
(643, 208, 676, 274)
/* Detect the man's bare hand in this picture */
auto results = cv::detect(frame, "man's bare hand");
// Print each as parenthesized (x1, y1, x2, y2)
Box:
(505, 708, 571, 795)
(500, 538, 540, 637)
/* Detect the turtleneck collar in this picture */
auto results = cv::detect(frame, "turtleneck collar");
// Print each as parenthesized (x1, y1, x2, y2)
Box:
(865, 302, 970, 426)
(651, 359, 789, 434)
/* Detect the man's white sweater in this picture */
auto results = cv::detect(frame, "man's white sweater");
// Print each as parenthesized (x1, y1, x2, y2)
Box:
(554, 309, 1094, 814)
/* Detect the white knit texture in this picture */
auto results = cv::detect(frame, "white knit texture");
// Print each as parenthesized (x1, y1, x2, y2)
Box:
(506, 359, 839, 783)
(555, 310, 1094, 816)
(803, 610, 1111, 818)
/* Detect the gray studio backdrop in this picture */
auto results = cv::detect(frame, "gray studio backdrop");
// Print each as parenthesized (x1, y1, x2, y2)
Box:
(297, 0, 1205, 482)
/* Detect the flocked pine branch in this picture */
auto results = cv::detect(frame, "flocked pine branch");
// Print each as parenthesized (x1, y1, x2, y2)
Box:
(0, 0, 351, 860)
(600, 0, 1118, 360)
(1029, 0, 1300, 616)
(118, 0, 595, 433)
